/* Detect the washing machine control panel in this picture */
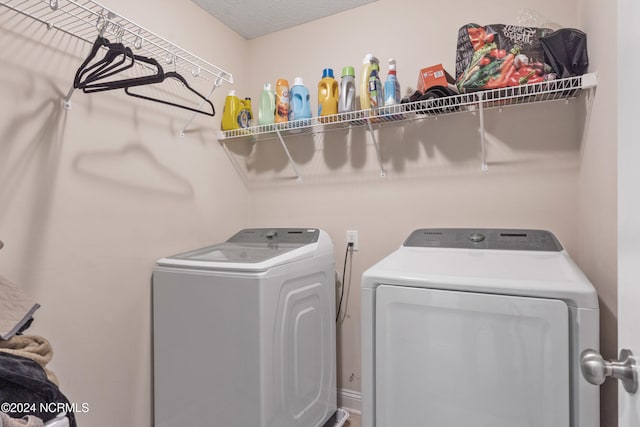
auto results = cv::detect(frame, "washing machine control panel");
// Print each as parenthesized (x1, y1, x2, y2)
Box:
(229, 228, 320, 245)
(404, 228, 563, 251)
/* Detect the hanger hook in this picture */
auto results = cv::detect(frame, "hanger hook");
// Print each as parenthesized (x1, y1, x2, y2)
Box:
(191, 66, 201, 77)
(134, 29, 143, 50)
(115, 25, 125, 43)
(95, 14, 107, 36)
(49, 0, 59, 10)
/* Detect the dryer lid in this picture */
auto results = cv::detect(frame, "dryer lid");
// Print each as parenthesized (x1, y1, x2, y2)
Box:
(362, 228, 598, 309)
(156, 228, 324, 271)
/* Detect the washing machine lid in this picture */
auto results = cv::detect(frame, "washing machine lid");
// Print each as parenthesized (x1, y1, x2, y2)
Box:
(362, 228, 598, 309)
(156, 228, 325, 271)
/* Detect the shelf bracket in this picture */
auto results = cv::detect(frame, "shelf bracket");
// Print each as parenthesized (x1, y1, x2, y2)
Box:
(179, 77, 223, 137)
(366, 119, 386, 177)
(275, 130, 302, 183)
(477, 92, 488, 172)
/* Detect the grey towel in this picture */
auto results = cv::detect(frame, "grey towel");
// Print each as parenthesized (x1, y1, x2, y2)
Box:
(0, 276, 39, 340)
(0, 412, 44, 427)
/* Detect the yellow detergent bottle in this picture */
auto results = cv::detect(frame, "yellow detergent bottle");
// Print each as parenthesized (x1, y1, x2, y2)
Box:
(221, 90, 241, 131)
(359, 54, 375, 110)
(318, 68, 338, 118)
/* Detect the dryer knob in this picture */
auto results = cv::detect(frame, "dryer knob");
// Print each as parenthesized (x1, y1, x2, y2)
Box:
(468, 233, 485, 243)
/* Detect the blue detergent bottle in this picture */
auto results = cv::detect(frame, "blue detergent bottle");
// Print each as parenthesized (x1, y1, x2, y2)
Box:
(290, 77, 312, 124)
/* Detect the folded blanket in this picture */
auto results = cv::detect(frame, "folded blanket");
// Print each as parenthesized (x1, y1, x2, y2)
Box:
(0, 335, 58, 386)
(0, 411, 44, 427)
(0, 276, 40, 340)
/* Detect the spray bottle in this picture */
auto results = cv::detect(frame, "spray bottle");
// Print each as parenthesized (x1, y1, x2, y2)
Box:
(384, 59, 401, 106)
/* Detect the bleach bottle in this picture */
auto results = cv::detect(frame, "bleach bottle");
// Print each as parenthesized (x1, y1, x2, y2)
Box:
(289, 77, 312, 124)
(338, 66, 356, 113)
(384, 59, 401, 106)
(258, 83, 275, 126)
(318, 68, 339, 118)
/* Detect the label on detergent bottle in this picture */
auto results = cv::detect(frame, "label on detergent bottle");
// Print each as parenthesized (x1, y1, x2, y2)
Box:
(238, 109, 252, 128)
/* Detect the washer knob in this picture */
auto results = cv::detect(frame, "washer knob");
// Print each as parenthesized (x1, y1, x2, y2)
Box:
(468, 233, 485, 243)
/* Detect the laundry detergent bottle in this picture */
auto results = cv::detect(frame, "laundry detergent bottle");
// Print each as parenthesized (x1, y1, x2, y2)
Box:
(384, 58, 401, 106)
(339, 66, 356, 113)
(221, 90, 241, 131)
(290, 77, 312, 122)
(318, 68, 338, 118)
(258, 83, 276, 126)
(359, 54, 375, 110)
(368, 60, 383, 109)
(238, 97, 253, 128)
(275, 78, 290, 123)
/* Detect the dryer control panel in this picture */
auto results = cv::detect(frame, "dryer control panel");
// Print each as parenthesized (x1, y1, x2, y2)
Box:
(404, 228, 563, 251)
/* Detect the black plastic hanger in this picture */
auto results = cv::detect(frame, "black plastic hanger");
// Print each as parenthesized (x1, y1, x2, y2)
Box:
(77, 44, 134, 86)
(73, 36, 164, 93)
(81, 53, 164, 93)
(124, 71, 215, 116)
(73, 36, 113, 89)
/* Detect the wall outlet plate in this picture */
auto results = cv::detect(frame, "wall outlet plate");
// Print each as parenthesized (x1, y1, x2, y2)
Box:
(346, 230, 359, 251)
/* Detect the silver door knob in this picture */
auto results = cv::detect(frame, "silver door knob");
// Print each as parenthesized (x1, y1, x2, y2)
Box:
(581, 349, 638, 394)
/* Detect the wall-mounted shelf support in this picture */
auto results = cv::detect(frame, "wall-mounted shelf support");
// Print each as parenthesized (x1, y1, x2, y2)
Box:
(366, 119, 386, 177)
(477, 92, 488, 172)
(275, 130, 302, 183)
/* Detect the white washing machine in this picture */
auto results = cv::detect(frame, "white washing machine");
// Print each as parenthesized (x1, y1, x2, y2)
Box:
(361, 228, 599, 427)
(153, 228, 337, 427)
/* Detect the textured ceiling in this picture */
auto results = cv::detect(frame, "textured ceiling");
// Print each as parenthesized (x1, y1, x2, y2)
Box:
(191, 0, 378, 40)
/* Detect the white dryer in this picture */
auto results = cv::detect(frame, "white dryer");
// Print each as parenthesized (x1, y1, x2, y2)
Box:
(153, 228, 337, 427)
(361, 228, 599, 427)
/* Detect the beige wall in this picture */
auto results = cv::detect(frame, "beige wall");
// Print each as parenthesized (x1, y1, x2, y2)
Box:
(0, 1, 249, 426)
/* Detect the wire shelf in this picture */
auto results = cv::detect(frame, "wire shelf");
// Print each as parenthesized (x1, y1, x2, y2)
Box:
(0, 0, 233, 86)
(218, 73, 596, 181)
(218, 73, 594, 143)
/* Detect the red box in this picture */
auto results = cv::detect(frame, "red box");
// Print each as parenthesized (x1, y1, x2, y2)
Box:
(417, 64, 456, 94)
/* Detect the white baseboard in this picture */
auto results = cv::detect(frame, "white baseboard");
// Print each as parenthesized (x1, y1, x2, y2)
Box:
(337, 388, 361, 414)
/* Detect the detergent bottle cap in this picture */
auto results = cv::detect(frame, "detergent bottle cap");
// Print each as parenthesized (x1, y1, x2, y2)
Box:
(363, 53, 373, 64)
(388, 58, 397, 72)
(293, 77, 305, 87)
(342, 66, 355, 77)
(228, 90, 236, 96)
(322, 68, 334, 79)
(263, 83, 272, 90)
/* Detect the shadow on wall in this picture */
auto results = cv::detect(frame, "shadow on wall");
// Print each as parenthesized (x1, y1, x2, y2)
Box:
(72, 143, 194, 198)
(221, 94, 587, 187)
(0, 78, 67, 291)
